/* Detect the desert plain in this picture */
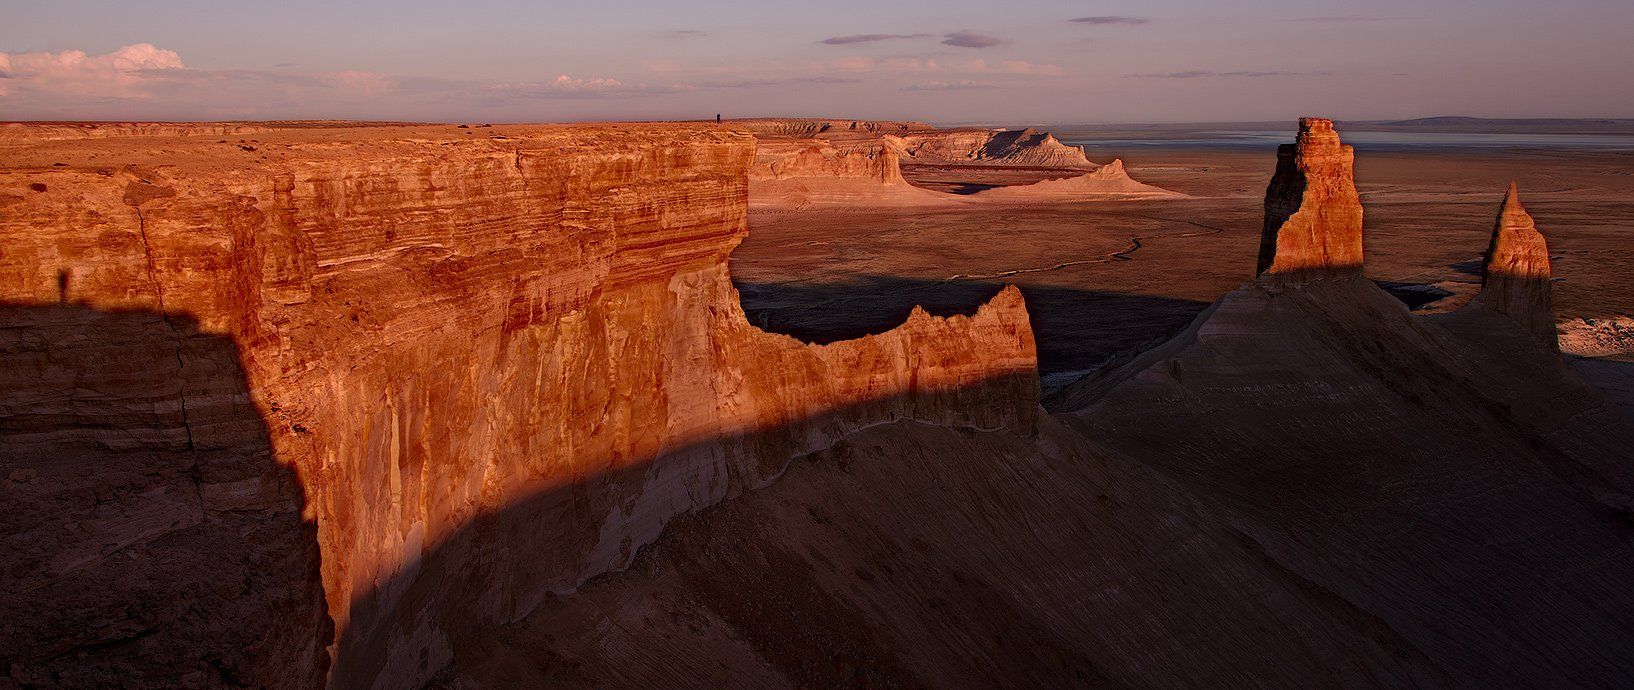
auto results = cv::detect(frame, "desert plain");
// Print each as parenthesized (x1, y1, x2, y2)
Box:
(734, 122, 1634, 402)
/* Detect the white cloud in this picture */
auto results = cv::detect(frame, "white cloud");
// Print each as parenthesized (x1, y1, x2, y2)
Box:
(0, 44, 185, 99)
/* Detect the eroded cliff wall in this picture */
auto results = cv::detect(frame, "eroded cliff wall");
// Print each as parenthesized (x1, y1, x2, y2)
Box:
(0, 123, 1036, 688)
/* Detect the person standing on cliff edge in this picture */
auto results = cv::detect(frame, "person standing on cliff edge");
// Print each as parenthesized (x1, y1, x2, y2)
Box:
(716, 114, 721, 123)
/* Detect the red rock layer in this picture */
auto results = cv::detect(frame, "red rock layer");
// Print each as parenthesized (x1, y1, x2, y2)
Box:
(1468, 183, 1556, 347)
(748, 138, 954, 209)
(752, 140, 907, 184)
(900, 127, 1094, 168)
(732, 118, 936, 137)
(1256, 117, 1364, 276)
(0, 123, 1037, 688)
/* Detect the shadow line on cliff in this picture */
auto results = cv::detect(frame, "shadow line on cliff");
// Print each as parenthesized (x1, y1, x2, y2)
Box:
(331, 370, 1037, 689)
(0, 302, 331, 688)
(732, 275, 1213, 380)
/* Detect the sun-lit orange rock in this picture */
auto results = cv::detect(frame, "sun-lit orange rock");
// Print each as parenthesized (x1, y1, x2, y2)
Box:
(1468, 182, 1556, 346)
(0, 122, 1037, 688)
(1256, 117, 1364, 276)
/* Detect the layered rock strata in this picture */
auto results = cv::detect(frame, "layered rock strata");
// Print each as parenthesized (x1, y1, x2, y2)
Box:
(748, 138, 952, 209)
(1467, 183, 1556, 346)
(0, 123, 1036, 688)
(1255, 117, 1364, 276)
(897, 127, 1093, 168)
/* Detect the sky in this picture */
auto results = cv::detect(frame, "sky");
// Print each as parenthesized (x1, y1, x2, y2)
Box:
(3, 0, 1632, 124)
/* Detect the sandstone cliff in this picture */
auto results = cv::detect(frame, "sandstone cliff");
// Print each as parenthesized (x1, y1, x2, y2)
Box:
(1466, 183, 1556, 347)
(747, 138, 951, 209)
(732, 118, 936, 138)
(9, 118, 1634, 689)
(0, 123, 1035, 688)
(1256, 117, 1364, 276)
(900, 127, 1094, 168)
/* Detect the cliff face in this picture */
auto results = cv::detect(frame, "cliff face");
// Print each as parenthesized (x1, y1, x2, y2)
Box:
(1256, 117, 1364, 276)
(901, 127, 1094, 168)
(733, 118, 935, 137)
(1468, 183, 1556, 346)
(0, 124, 1036, 688)
(752, 141, 907, 184)
(748, 138, 953, 209)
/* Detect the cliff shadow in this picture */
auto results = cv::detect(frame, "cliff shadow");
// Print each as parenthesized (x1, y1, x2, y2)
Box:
(0, 303, 330, 688)
(331, 371, 1039, 689)
(732, 275, 1212, 384)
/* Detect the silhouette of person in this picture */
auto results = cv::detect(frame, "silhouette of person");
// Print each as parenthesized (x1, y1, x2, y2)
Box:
(716, 114, 722, 123)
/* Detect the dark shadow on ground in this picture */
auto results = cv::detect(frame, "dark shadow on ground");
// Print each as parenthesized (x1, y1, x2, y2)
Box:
(946, 182, 999, 195)
(1569, 355, 1634, 417)
(0, 303, 330, 688)
(1374, 280, 1457, 310)
(332, 373, 1037, 688)
(733, 275, 1212, 381)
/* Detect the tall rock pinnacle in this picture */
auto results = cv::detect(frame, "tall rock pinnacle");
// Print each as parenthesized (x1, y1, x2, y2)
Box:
(1256, 118, 1364, 276)
(1471, 183, 1556, 347)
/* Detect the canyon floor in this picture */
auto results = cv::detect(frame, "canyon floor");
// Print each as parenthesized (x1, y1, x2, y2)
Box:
(734, 141, 1634, 394)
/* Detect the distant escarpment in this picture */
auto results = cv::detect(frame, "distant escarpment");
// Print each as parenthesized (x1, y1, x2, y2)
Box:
(732, 118, 936, 138)
(743, 119, 1171, 207)
(748, 138, 950, 209)
(901, 126, 1094, 168)
(0, 123, 1035, 688)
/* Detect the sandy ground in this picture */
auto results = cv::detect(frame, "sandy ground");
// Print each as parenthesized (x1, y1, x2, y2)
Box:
(732, 144, 1634, 389)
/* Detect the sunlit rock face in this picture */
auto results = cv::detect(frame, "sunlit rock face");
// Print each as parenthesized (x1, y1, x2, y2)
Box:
(1256, 117, 1365, 277)
(1468, 183, 1556, 347)
(0, 123, 1037, 688)
(900, 127, 1095, 168)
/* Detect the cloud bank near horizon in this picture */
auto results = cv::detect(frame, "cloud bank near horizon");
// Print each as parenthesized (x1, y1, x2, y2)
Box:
(3, 0, 1630, 126)
(0, 43, 1071, 120)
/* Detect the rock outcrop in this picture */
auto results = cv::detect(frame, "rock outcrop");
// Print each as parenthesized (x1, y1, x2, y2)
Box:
(970, 159, 1181, 201)
(1052, 118, 1634, 687)
(732, 118, 935, 138)
(1255, 117, 1364, 276)
(1467, 183, 1556, 346)
(748, 138, 953, 209)
(901, 127, 1094, 168)
(753, 141, 907, 184)
(0, 123, 1036, 688)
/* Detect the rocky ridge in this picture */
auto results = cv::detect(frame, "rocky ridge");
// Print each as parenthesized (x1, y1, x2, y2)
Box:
(0, 123, 1034, 688)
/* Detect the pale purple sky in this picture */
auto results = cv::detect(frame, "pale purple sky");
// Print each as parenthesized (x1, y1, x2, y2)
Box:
(3, 0, 1631, 123)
